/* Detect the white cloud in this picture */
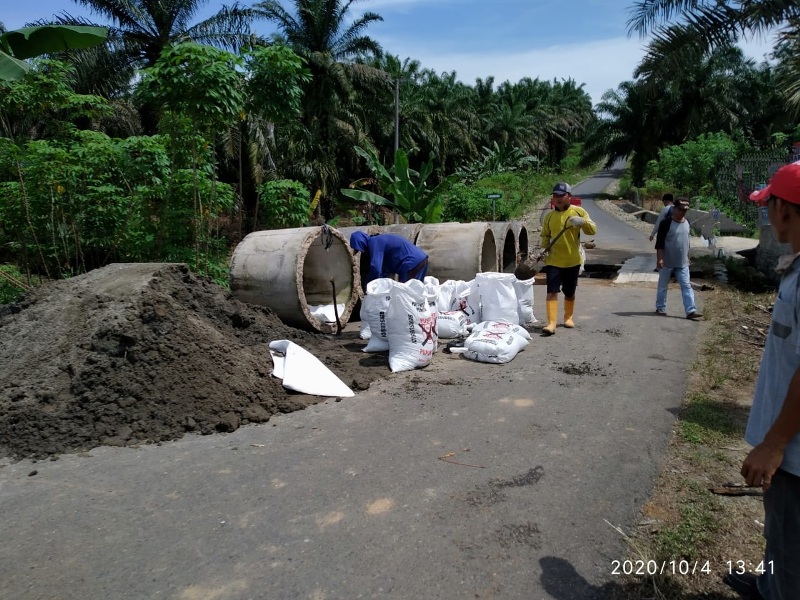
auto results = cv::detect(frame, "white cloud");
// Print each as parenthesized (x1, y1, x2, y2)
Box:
(385, 32, 780, 106)
(390, 36, 648, 106)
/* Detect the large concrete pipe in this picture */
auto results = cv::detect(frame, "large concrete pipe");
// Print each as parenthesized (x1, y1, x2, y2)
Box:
(336, 225, 383, 243)
(511, 221, 529, 263)
(489, 222, 516, 273)
(416, 222, 497, 282)
(381, 223, 423, 244)
(229, 227, 358, 333)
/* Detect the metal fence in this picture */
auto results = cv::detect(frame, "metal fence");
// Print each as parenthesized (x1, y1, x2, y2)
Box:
(714, 149, 800, 229)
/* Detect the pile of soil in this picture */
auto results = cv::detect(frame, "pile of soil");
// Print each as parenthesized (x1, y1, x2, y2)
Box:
(0, 263, 386, 460)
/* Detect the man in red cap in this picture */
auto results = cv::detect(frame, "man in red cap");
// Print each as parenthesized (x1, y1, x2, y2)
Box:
(727, 161, 800, 599)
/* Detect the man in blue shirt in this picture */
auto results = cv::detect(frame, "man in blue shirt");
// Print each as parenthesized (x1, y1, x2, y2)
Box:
(727, 162, 800, 600)
(349, 231, 428, 285)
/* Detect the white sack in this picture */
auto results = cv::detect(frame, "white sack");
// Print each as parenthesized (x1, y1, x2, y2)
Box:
(358, 299, 371, 339)
(387, 279, 437, 372)
(437, 310, 469, 339)
(463, 329, 528, 364)
(359, 318, 371, 340)
(435, 279, 457, 313)
(512, 276, 537, 325)
(362, 278, 396, 352)
(269, 340, 354, 397)
(471, 319, 531, 340)
(579, 244, 586, 276)
(423, 276, 440, 315)
(449, 280, 480, 324)
(475, 272, 520, 324)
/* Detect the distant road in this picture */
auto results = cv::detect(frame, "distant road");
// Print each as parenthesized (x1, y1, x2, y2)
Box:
(573, 159, 655, 265)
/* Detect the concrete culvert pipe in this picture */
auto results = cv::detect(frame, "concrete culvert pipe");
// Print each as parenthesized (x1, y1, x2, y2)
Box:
(416, 222, 497, 282)
(489, 222, 516, 273)
(381, 223, 423, 244)
(511, 221, 529, 262)
(229, 227, 358, 333)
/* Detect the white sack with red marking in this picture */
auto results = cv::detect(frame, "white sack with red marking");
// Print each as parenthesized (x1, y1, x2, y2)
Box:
(471, 319, 531, 340)
(448, 280, 480, 324)
(463, 327, 528, 364)
(387, 279, 437, 372)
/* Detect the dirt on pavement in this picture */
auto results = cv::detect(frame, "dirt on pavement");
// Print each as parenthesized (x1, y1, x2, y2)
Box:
(0, 263, 386, 461)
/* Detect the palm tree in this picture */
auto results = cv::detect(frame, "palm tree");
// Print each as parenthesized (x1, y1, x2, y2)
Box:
(581, 80, 666, 186)
(627, 0, 800, 110)
(637, 43, 754, 142)
(414, 69, 477, 174)
(255, 0, 384, 216)
(40, 0, 258, 102)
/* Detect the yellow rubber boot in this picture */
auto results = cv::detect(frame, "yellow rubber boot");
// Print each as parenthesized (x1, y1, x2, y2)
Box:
(542, 299, 558, 336)
(564, 298, 575, 328)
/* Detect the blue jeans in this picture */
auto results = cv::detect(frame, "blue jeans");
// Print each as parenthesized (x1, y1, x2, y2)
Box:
(758, 468, 800, 600)
(655, 266, 696, 315)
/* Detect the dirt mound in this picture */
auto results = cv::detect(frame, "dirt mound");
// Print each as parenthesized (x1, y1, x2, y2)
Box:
(0, 263, 385, 460)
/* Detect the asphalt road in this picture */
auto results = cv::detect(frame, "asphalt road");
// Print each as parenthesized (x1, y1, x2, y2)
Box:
(0, 169, 705, 600)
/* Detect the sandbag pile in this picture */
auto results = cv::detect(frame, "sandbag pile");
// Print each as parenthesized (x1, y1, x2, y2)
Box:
(358, 272, 537, 369)
(359, 278, 437, 372)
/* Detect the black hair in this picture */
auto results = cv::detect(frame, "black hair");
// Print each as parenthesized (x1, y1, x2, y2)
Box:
(662, 193, 674, 203)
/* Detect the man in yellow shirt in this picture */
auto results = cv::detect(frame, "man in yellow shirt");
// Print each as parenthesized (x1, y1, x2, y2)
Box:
(540, 182, 597, 336)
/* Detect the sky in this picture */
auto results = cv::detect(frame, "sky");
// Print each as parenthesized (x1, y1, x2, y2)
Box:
(3, 0, 777, 106)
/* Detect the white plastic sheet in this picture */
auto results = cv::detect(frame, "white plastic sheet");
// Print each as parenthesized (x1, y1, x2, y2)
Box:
(269, 340, 354, 397)
(309, 304, 346, 323)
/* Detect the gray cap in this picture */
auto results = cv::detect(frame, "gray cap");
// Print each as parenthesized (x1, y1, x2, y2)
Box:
(552, 182, 572, 196)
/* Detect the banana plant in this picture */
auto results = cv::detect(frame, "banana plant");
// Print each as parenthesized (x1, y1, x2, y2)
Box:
(341, 141, 457, 223)
(0, 25, 108, 81)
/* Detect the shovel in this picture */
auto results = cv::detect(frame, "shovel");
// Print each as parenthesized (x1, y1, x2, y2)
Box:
(514, 223, 576, 280)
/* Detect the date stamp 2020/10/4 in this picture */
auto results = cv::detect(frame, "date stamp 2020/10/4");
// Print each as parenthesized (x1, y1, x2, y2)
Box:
(611, 560, 711, 576)
(611, 559, 775, 576)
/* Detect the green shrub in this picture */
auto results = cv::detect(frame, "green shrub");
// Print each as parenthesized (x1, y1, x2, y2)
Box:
(0, 265, 39, 304)
(441, 184, 512, 222)
(258, 179, 310, 229)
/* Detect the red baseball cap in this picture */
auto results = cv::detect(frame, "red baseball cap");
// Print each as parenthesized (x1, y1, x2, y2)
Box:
(750, 161, 800, 205)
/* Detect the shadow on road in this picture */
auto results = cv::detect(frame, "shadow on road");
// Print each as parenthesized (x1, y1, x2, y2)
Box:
(539, 556, 733, 600)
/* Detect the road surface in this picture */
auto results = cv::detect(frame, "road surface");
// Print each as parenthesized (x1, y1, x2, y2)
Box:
(0, 168, 706, 600)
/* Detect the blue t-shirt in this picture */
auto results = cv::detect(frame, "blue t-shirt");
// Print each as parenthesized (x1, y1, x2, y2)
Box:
(349, 232, 427, 282)
(745, 256, 800, 477)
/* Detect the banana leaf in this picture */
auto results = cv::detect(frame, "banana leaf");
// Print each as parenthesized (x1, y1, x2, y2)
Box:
(0, 25, 108, 81)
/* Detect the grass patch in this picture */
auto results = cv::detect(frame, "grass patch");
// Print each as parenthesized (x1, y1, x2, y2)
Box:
(609, 285, 775, 599)
(678, 393, 744, 446)
(653, 480, 720, 561)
